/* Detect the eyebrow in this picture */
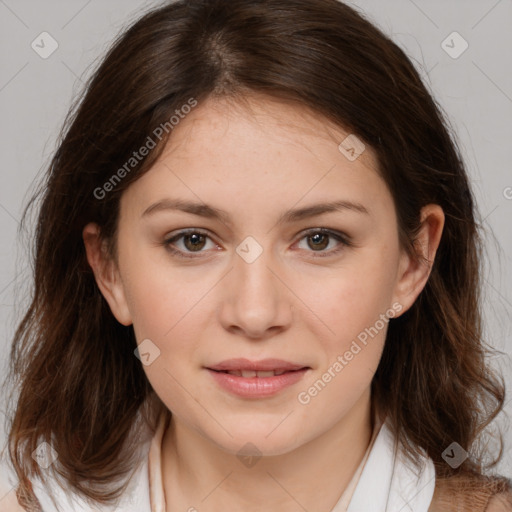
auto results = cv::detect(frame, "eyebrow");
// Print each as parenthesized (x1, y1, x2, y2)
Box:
(141, 198, 369, 225)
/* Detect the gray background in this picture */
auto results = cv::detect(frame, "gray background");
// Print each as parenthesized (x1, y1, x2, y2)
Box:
(0, 0, 511, 498)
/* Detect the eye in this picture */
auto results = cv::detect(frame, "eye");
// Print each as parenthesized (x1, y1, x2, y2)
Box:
(295, 228, 351, 257)
(163, 228, 352, 260)
(163, 229, 219, 259)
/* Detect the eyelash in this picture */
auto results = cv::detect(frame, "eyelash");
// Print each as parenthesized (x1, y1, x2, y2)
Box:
(162, 228, 352, 260)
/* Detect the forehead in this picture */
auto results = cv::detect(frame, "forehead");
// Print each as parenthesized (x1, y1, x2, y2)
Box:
(163, 93, 377, 167)
(120, 93, 392, 223)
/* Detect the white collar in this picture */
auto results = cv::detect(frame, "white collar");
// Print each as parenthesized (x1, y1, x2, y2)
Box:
(344, 418, 436, 512)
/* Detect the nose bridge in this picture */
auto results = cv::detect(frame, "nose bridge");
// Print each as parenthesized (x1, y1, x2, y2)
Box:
(236, 243, 278, 301)
(218, 235, 292, 338)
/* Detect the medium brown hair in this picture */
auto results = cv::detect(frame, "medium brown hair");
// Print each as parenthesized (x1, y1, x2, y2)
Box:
(3, 0, 509, 509)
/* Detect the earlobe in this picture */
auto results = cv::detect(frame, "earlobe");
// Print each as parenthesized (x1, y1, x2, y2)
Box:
(392, 204, 445, 315)
(82, 222, 133, 326)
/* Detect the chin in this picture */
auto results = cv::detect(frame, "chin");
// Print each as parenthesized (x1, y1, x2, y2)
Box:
(205, 421, 307, 457)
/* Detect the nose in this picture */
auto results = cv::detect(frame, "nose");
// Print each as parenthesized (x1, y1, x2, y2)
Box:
(217, 242, 293, 340)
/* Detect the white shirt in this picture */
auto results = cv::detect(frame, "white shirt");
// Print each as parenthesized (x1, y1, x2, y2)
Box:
(2, 412, 435, 511)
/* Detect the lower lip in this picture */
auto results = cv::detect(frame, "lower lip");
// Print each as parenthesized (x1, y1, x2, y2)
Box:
(206, 368, 309, 398)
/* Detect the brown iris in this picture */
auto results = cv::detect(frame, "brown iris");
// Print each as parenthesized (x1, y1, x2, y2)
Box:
(183, 233, 207, 252)
(307, 232, 329, 251)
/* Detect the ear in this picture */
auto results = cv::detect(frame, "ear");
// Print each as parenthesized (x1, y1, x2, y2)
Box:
(82, 222, 133, 326)
(391, 204, 445, 316)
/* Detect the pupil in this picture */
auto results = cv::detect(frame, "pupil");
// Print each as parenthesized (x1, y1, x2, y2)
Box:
(309, 233, 328, 250)
(186, 233, 205, 251)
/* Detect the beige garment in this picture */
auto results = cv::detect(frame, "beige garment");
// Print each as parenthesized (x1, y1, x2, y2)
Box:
(147, 411, 383, 512)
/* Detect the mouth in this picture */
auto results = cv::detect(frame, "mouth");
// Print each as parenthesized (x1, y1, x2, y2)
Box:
(206, 358, 308, 373)
(205, 359, 310, 398)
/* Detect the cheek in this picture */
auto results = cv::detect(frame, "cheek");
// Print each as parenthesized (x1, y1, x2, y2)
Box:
(289, 246, 398, 399)
(122, 254, 214, 366)
(120, 247, 204, 339)
(295, 257, 397, 345)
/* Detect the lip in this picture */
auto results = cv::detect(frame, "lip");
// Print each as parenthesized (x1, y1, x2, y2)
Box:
(207, 358, 307, 372)
(205, 359, 310, 398)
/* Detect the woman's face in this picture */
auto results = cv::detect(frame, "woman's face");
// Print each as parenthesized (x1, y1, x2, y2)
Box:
(87, 94, 435, 456)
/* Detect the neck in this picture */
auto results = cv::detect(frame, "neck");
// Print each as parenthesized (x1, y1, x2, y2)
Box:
(161, 389, 374, 512)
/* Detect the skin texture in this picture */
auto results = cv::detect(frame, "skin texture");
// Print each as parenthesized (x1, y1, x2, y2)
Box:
(83, 94, 445, 511)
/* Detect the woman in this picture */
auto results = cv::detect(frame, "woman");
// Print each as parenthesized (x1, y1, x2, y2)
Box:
(2, 0, 511, 510)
